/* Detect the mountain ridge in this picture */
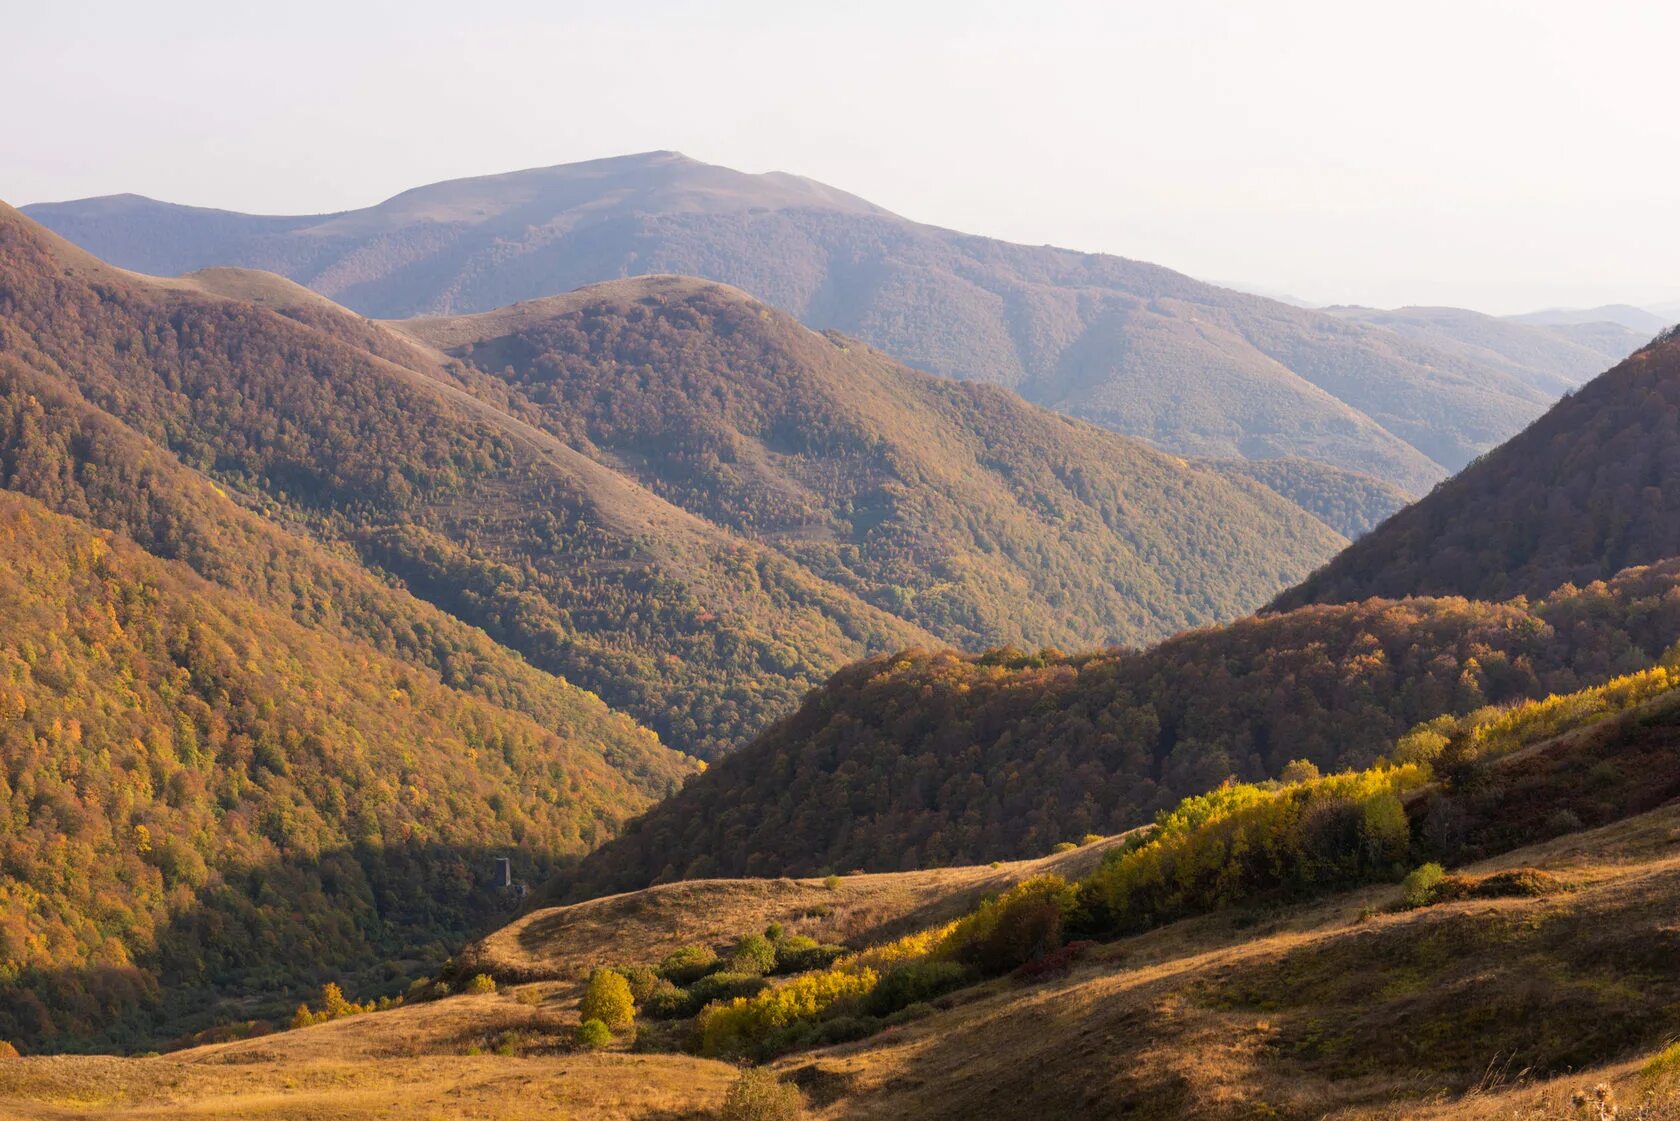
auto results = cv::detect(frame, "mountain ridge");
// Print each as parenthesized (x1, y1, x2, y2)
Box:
(26, 152, 1642, 494)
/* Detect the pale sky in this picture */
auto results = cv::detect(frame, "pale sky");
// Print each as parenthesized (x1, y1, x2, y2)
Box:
(7, 0, 1678, 314)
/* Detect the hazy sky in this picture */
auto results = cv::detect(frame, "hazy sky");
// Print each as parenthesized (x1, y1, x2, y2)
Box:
(8, 0, 1679, 313)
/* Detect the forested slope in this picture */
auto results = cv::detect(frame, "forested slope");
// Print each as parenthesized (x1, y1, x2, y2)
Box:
(30, 151, 1637, 492)
(0, 490, 685, 1052)
(1276, 330, 1680, 609)
(564, 562, 1680, 896)
(401, 277, 1346, 651)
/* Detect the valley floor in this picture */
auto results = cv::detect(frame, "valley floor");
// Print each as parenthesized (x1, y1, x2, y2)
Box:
(6, 807, 1680, 1120)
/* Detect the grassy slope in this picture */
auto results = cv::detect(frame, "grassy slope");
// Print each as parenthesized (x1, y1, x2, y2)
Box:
(9, 703, 1680, 1119)
(398, 276, 1348, 652)
(464, 835, 1132, 984)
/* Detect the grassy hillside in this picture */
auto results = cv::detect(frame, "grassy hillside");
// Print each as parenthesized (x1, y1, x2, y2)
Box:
(27, 151, 1637, 492)
(400, 277, 1347, 652)
(562, 559, 1680, 896)
(10, 674, 1680, 1118)
(1276, 330, 1680, 610)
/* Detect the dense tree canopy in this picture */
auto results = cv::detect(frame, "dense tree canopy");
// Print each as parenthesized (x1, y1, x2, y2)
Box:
(565, 561, 1680, 898)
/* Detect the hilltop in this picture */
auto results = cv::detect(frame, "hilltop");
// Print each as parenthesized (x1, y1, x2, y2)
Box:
(26, 152, 1646, 493)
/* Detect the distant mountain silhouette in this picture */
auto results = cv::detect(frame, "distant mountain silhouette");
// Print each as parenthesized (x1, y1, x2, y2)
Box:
(27, 151, 1639, 493)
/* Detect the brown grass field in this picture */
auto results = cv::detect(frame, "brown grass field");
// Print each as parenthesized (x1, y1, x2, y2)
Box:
(5, 805, 1680, 1119)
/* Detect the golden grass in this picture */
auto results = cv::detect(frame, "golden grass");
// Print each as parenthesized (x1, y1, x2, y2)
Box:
(8, 807, 1680, 1120)
(466, 835, 1131, 981)
(0, 994, 734, 1120)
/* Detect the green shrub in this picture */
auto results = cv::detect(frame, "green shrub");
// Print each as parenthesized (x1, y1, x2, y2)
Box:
(618, 964, 662, 1004)
(865, 960, 972, 1017)
(688, 971, 771, 1008)
(821, 874, 842, 891)
(574, 1018, 612, 1050)
(639, 978, 692, 1019)
(659, 945, 720, 985)
(774, 939, 845, 974)
(729, 933, 779, 976)
(1641, 1041, 1680, 1087)
(1052, 841, 1078, 854)
(580, 969, 635, 1031)
(720, 1067, 805, 1120)
(462, 973, 497, 995)
(1401, 862, 1446, 908)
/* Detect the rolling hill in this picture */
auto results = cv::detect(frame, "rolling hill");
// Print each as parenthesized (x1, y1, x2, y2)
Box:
(396, 276, 1346, 652)
(8, 670, 1680, 1119)
(1274, 328, 1680, 609)
(25, 151, 1644, 493)
(1322, 304, 1649, 396)
(0, 200, 1356, 756)
(559, 558, 1680, 898)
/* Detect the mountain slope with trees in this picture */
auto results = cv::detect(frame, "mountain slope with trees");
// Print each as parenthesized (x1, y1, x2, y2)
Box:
(561, 560, 1680, 897)
(26, 151, 1641, 493)
(1275, 329, 1680, 609)
(399, 276, 1346, 652)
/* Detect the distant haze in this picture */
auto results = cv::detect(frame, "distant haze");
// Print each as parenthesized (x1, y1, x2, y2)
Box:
(9, 0, 1680, 314)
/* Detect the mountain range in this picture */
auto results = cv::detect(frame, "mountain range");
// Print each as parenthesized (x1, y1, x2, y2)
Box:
(23, 151, 1654, 495)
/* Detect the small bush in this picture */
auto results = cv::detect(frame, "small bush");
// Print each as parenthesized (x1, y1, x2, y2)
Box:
(1013, 940, 1094, 981)
(659, 944, 721, 985)
(822, 874, 842, 891)
(1080, 833, 1105, 846)
(1280, 759, 1322, 784)
(619, 965, 662, 1004)
(865, 960, 972, 1017)
(491, 1029, 525, 1055)
(1052, 841, 1078, 854)
(580, 968, 635, 1031)
(575, 1019, 612, 1050)
(775, 940, 845, 974)
(639, 978, 692, 1019)
(730, 933, 778, 976)
(689, 971, 771, 1008)
(720, 1067, 805, 1120)
(0, 1040, 19, 1059)
(463, 973, 497, 995)
(1401, 862, 1446, 908)
(940, 875, 1076, 975)
(513, 988, 543, 1007)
